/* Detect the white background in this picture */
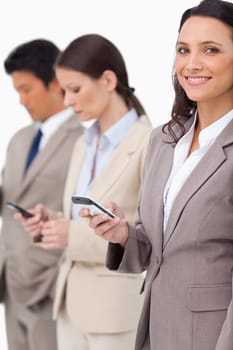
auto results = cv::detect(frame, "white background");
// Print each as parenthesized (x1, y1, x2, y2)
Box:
(0, 0, 198, 348)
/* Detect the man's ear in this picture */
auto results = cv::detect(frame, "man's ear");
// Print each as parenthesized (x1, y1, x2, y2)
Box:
(101, 70, 117, 92)
(48, 77, 63, 93)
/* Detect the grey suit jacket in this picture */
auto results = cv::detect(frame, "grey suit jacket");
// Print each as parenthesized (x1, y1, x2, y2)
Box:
(0, 113, 83, 306)
(107, 116, 233, 350)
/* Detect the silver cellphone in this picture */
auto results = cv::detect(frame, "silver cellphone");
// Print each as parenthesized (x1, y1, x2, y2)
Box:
(71, 195, 115, 218)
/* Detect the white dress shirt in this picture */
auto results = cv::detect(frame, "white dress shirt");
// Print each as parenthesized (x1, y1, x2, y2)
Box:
(163, 109, 233, 232)
(36, 107, 74, 150)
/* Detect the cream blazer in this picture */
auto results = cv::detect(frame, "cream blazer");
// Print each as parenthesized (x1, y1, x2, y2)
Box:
(52, 115, 152, 333)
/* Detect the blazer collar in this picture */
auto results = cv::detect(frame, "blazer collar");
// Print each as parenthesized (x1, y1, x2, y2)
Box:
(65, 115, 151, 214)
(163, 117, 233, 249)
(16, 115, 82, 201)
(90, 116, 151, 200)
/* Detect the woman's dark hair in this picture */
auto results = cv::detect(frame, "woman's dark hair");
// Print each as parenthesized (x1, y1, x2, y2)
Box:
(163, 0, 233, 142)
(4, 39, 60, 87)
(55, 34, 146, 116)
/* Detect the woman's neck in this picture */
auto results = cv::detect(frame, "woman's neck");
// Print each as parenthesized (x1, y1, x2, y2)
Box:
(197, 100, 233, 130)
(98, 94, 129, 135)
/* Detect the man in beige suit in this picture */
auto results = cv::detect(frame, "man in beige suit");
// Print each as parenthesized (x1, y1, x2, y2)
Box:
(0, 39, 83, 350)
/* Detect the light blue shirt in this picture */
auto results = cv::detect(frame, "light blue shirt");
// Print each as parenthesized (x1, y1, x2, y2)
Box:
(71, 108, 138, 219)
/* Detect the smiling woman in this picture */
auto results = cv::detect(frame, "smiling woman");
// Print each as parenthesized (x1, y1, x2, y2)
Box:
(80, 1, 233, 349)
(175, 17, 233, 118)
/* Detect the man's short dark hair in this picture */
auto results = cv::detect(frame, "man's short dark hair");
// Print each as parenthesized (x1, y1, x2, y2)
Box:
(4, 39, 60, 87)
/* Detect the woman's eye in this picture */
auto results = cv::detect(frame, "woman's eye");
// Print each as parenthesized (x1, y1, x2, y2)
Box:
(204, 47, 219, 54)
(177, 47, 189, 54)
(73, 87, 80, 93)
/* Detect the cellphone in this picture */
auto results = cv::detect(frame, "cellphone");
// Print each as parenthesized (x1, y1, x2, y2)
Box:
(7, 201, 42, 243)
(71, 195, 115, 219)
(6, 202, 34, 218)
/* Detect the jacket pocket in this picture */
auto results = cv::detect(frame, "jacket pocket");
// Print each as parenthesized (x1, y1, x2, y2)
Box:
(187, 284, 231, 350)
(187, 283, 232, 312)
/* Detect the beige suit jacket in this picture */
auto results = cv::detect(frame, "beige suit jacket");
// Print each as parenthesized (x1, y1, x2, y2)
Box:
(0, 113, 83, 306)
(52, 115, 152, 333)
(107, 116, 233, 350)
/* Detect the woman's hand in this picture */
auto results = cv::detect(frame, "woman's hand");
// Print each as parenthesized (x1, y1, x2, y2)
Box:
(79, 202, 129, 247)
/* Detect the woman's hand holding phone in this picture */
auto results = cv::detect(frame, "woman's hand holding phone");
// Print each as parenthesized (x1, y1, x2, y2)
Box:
(79, 201, 129, 248)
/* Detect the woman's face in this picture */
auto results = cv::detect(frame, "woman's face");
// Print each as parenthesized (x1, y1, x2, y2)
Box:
(175, 16, 233, 106)
(55, 67, 112, 122)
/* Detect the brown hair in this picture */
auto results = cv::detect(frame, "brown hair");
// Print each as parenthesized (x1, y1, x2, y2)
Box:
(163, 0, 233, 143)
(55, 34, 146, 116)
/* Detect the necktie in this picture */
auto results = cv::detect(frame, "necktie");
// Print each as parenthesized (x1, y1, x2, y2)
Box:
(25, 128, 43, 170)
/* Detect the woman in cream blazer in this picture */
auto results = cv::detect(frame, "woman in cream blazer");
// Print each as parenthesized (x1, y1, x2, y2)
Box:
(17, 34, 152, 350)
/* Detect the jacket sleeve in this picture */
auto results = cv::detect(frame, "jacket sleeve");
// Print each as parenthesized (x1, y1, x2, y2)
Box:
(106, 221, 152, 274)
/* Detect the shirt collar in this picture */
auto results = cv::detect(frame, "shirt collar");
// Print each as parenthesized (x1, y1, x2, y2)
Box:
(178, 109, 233, 149)
(85, 108, 138, 148)
(37, 107, 73, 135)
(176, 113, 197, 149)
(198, 109, 233, 147)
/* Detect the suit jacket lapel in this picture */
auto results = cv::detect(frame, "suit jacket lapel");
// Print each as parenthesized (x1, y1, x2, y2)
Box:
(64, 138, 86, 216)
(148, 140, 174, 261)
(12, 127, 35, 199)
(16, 116, 81, 201)
(90, 116, 151, 200)
(163, 118, 233, 249)
(90, 143, 132, 200)
(143, 115, 193, 260)
(64, 116, 151, 215)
